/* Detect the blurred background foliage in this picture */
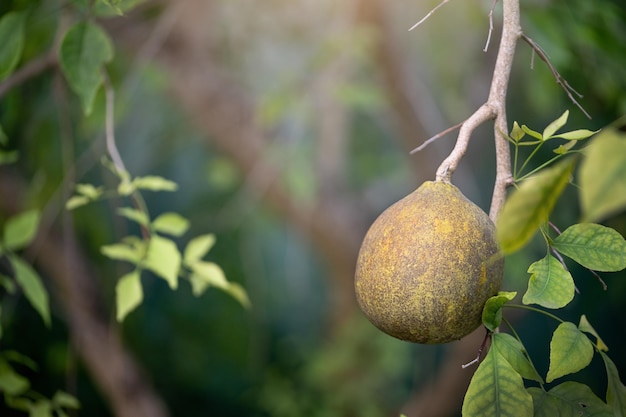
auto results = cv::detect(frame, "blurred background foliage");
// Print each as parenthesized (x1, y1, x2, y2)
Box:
(1, 0, 625, 416)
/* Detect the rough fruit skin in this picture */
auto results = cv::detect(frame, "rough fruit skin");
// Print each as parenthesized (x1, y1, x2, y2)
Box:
(355, 181, 504, 344)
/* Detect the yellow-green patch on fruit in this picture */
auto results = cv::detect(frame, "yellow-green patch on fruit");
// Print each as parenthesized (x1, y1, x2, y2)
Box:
(354, 180, 504, 344)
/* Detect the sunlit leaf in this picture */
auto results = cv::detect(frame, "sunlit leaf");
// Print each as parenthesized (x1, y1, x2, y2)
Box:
(115, 270, 143, 321)
(0, 358, 29, 396)
(523, 254, 574, 309)
(578, 315, 608, 352)
(65, 195, 90, 210)
(547, 322, 594, 383)
(553, 223, 626, 272)
(462, 340, 533, 417)
(543, 110, 569, 139)
(493, 333, 543, 383)
(482, 291, 517, 332)
(0, 11, 26, 80)
(9, 255, 50, 327)
(600, 351, 626, 417)
(580, 128, 626, 222)
(132, 176, 178, 192)
(223, 282, 251, 309)
(101, 242, 143, 264)
(551, 129, 598, 140)
(183, 234, 216, 265)
(75, 183, 103, 199)
(144, 235, 180, 289)
(189, 261, 228, 296)
(152, 212, 189, 237)
(553, 140, 577, 155)
(510, 121, 525, 142)
(116, 207, 150, 226)
(521, 125, 543, 140)
(3, 209, 40, 251)
(529, 382, 612, 417)
(497, 158, 575, 254)
(59, 22, 114, 114)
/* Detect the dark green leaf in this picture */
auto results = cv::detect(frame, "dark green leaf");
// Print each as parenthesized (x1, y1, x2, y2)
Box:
(462, 342, 533, 417)
(0, 150, 19, 165)
(59, 22, 113, 114)
(497, 158, 575, 253)
(144, 235, 180, 289)
(529, 382, 612, 417)
(51, 391, 80, 409)
(522, 254, 574, 309)
(0, 358, 29, 396)
(547, 322, 594, 383)
(600, 351, 626, 417)
(482, 291, 517, 332)
(553, 223, 626, 272)
(3, 209, 40, 251)
(580, 128, 626, 222)
(492, 333, 543, 383)
(0, 11, 26, 81)
(29, 399, 52, 417)
(115, 270, 143, 321)
(9, 255, 50, 326)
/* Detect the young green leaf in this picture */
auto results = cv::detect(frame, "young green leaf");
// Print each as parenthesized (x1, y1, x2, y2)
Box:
(144, 235, 181, 289)
(3, 209, 40, 251)
(462, 341, 533, 417)
(510, 121, 526, 142)
(497, 158, 575, 254)
(223, 282, 251, 309)
(8, 255, 50, 327)
(482, 291, 517, 332)
(580, 128, 626, 222)
(75, 183, 103, 199)
(59, 22, 114, 114)
(101, 242, 143, 264)
(553, 140, 577, 155)
(29, 399, 52, 417)
(132, 176, 178, 192)
(529, 382, 613, 417)
(543, 110, 569, 139)
(183, 234, 216, 265)
(522, 254, 575, 309)
(117, 207, 150, 226)
(551, 129, 598, 141)
(599, 351, 626, 417)
(152, 212, 189, 237)
(189, 261, 229, 296)
(547, 322, 594, 383)
(493, 333, 543, 383)
(553, 223, 626, 272)
(0, 11, 26, 81)
(0, 358, 30, 396)
(578, 315, 608, 351)
(65, 195, 91, 210)
(521, 125, 543, 140)
(115, 270, 143, 322)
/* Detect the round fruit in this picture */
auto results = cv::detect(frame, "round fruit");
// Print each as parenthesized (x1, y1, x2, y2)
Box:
(354, 180, 504, 344)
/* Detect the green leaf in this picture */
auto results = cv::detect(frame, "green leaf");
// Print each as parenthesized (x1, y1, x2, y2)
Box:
(51, 391, 80, 409)
(0, 358, 29, 396)
(553, 223, 626, 272)
(543, 110, 569, 139)
(94, 0, 146, 16)
(551, 129, 598, 141)
(493, 333, 543, 383)
(189, 261, 228, 295)
(152, 212, 189, 237)
(0, 150, 19, 165)
(0, 11, 26, 81)
(482, 291, 517, 332)
(521, 125, 543, 140)
(547, 322, 594, 383)
(65, 195, 90, 210)
(580, 128, 626, 222)
(579, 315, 608, 351)
(183, 234, 216, 265)
(462, 340, 533, 417)
(116, 207, 150, 226)
(223, 282, 251, 309)
(100, 241, 144, 264)
(3, 209, 40, 251)
(29, 399, 52, 417)
(144, 235, 181, 289)
(9, 255, 50, 327)
(497, 158, 575, 253)
(75, 183, 103, 199)
(59, 21, 114, 114)
(522, 254, 575, 309)
(553, 140, 577, 155)
(529, 382, 613, 417)
(510, 121, 525, 142)
(132, 176, 178, 192)
(115, 270, 143, 321)
(600, 351, 626, 417)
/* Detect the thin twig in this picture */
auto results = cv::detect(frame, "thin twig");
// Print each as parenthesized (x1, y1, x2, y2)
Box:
(483, 0, 498, 52)
(102, 72, 127, 175)
(408, 0, 450, 31)
(521, 34, 591, 119)
(0, 52, 56, 99)
(461, 329, 490, 369)
(410, 121, 463, 154)
(589, 270, 608, 291)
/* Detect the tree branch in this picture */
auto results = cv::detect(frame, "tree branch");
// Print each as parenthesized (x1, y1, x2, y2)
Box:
(0, 52, 57, 99)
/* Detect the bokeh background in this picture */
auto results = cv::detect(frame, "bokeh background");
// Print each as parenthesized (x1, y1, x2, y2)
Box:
(1, 0, 625, 416)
